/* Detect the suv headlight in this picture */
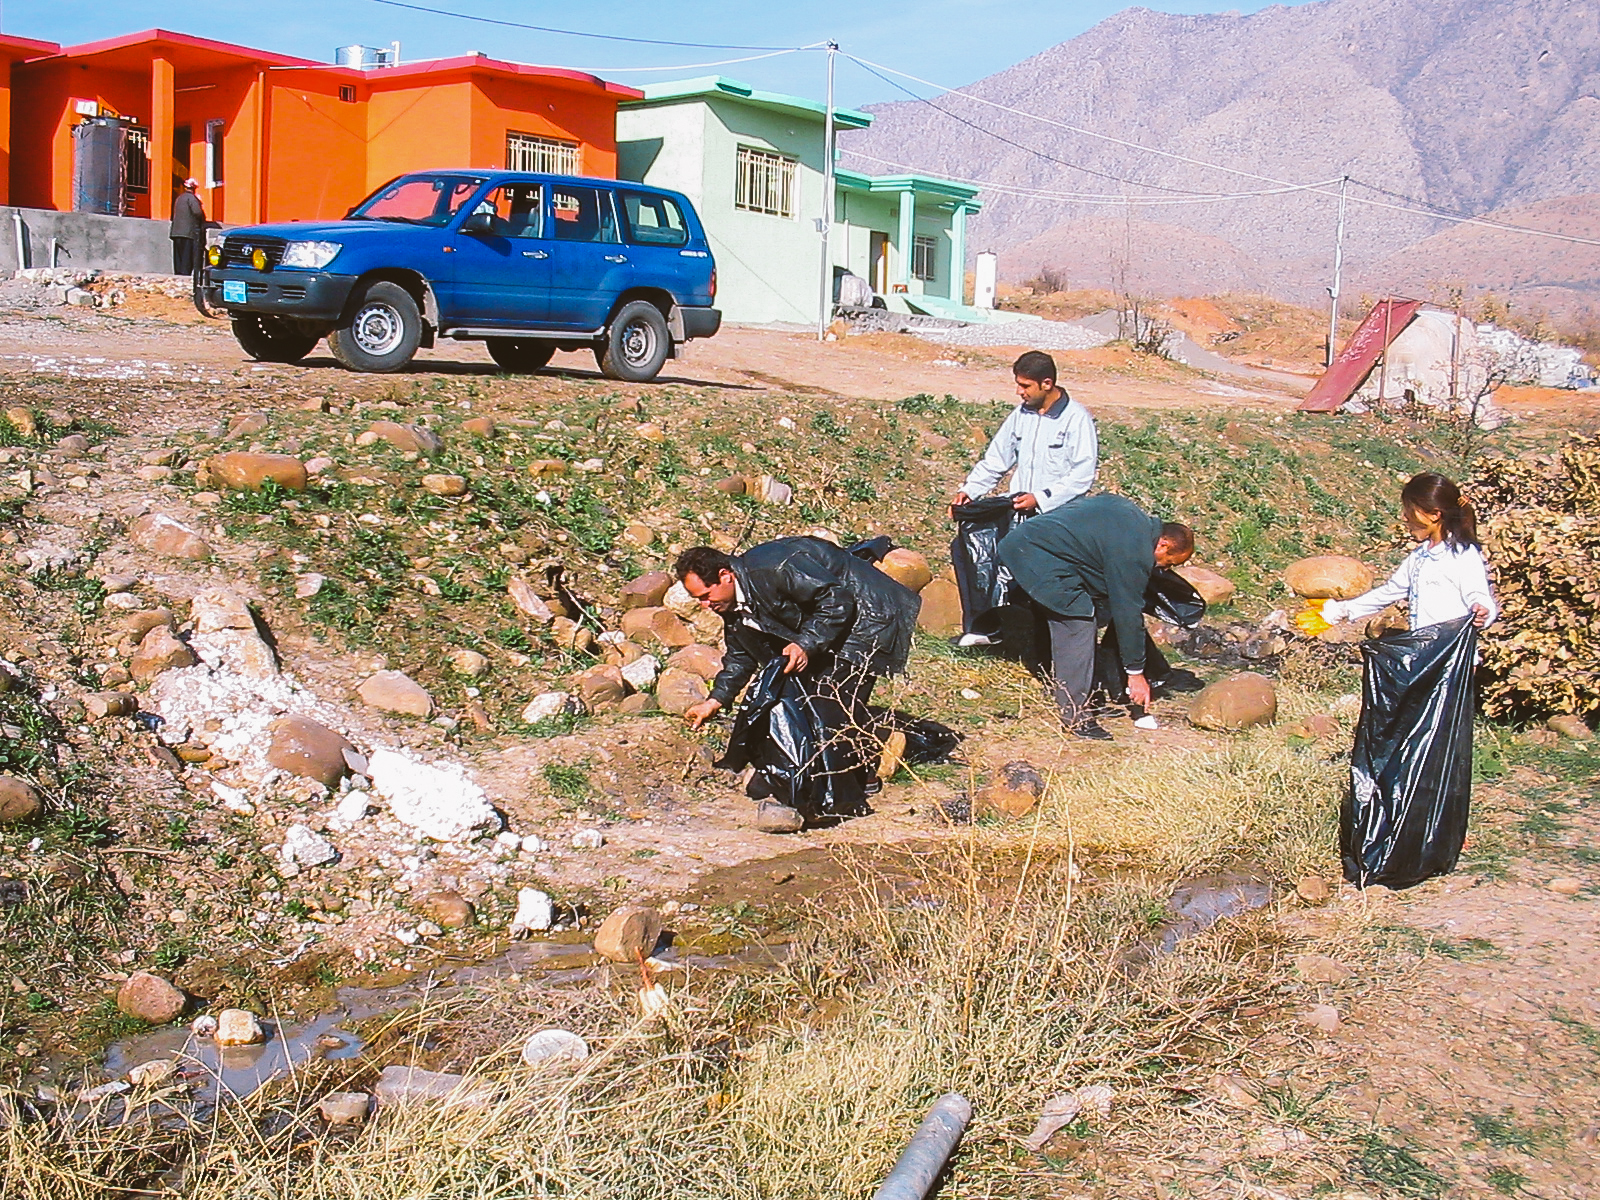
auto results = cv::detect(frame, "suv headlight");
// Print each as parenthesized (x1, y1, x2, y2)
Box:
(279, 240, 343, 269)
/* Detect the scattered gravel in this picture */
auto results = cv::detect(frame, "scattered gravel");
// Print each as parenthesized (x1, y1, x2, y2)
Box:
(908, 318, 1110, 351)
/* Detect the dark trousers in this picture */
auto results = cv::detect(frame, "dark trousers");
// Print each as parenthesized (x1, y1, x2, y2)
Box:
(1033, 608, 1097, 729)
(171, 236, 200, 276)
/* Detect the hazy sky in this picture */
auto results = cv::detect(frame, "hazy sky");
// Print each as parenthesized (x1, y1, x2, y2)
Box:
(2, 0, 1318, 106)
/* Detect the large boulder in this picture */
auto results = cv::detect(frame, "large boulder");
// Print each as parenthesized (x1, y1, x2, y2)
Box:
(1174, 565, 1236, 607)
(358, 671, 433, 718)
(128, 514, 211, 561)
(656, 668, 709, 715)
(917, 579, 963, 636)
(0, 775, 42, 824)
(593, 905, 664, 963)
(266, 716, 356, 789)
(575, 664, 628, 711)
(621, 606, 693, 648)
(620, 572, 674, 610)
(1188, 673, 1278, 731)
(1284, 556, 1373, 600)
(130, 626, 195, 682)
(208, 452, 308, 493)
(668, 644, 723, 680)
(365, 421, 442, 456)
(116, 972, 186, 1024)
(876, 548, 933, 594)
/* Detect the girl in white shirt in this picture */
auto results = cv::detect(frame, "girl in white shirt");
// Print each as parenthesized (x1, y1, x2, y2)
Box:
(1322, 473, 1497, 632)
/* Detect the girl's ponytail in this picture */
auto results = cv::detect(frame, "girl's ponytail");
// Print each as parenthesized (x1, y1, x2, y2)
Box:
(1401, 472, 1479, 549)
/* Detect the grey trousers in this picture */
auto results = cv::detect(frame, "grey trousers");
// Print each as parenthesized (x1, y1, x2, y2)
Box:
(1042, 613, 1097, 728)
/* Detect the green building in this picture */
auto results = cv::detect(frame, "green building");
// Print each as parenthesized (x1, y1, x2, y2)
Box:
(616, 76, 982, 326)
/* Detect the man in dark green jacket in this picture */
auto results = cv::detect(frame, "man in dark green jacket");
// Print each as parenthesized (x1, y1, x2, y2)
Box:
(998, 493, 1194, 739)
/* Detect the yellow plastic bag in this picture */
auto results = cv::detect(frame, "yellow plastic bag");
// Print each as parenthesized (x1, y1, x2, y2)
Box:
(1293, 599, 1332, 637)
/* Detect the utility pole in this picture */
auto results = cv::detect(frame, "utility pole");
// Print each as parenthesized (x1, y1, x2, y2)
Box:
(1325, 174, 1348, 368)
(816, 40, 838, 343)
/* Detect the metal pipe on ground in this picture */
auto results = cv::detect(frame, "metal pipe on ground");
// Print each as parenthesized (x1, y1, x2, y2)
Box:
(870, 1092, 972, 1200)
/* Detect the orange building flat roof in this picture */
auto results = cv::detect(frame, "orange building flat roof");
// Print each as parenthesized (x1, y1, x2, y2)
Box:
(0, 33, 61, 62)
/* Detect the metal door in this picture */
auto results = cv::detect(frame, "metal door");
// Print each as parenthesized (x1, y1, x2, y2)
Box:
(449, 182, 551, 325)
(544, 184, 633, 331)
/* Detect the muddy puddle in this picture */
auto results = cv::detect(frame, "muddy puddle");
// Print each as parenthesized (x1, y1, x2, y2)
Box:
(99, 849, 1274, 1109)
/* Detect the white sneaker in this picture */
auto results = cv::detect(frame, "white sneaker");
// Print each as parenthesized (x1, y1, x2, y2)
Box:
(956, 633, 998, 647)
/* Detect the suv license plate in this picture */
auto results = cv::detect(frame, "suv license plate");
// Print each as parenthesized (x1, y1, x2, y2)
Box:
(222, 280, 248, 304)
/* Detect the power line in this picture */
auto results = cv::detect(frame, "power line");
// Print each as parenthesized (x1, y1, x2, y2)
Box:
(851, 52, 1600, 250)
(368, 0, 804, 51)
(844, 150, 1340, 206)
(846, 54, 1215, 198)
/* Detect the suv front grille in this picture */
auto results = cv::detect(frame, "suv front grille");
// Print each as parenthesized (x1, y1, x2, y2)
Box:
(219, 236, 288, 270)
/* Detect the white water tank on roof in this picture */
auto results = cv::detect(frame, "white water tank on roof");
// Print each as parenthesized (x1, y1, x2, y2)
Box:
(335, 43, 400, 69)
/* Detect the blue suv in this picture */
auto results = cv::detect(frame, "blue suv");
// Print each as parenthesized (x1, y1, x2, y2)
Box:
(203, 171, 720, 381)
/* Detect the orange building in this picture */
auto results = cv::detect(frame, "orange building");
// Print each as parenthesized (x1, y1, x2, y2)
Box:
(4, 29, 641, 225)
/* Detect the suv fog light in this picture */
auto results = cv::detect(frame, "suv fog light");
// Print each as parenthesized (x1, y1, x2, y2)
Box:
(251, 248, 268, 271)
(206, 245, 221, 267)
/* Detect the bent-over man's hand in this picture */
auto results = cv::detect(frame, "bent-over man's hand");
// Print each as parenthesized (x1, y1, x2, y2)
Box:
(683, 698, 722, 730)
(1012, 492, 1040, 512)
(947, 490, 971, 518)
(780, 643, 809, 674)
(1126, 673, 1152, 709)
(1471, 603, 1491, 628)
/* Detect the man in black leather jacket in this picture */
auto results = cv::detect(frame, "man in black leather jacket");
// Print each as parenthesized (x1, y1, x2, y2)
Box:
(674, 539, 920, 733)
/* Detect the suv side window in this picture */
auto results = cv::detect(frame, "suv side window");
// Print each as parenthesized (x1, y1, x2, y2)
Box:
(620, 191, 690, 247)
(549, 185, 620, 244)
(474, 183, 543, 238)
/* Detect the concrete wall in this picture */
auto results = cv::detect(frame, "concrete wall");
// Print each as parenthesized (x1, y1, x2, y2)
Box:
(0, 206, 174, 274)
(620, 95, 830, 325)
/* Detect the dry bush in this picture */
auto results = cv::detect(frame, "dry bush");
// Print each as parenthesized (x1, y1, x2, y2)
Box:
(1476, 435, 1600, 718)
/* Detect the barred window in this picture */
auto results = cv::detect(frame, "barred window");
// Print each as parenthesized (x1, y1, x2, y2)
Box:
(124, 126, 150, 195)
(506, 132, 580, 175)
(735, 146, 796, 218)
(912, 234, 938, 282)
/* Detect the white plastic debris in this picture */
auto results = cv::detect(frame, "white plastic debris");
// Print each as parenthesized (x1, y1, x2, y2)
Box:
(1025, 1084, 1116, 1151)
(520, 1029, 589, 1068)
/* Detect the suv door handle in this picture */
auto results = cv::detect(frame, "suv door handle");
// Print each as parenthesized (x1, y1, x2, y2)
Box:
(603, 254, 628, 263)
(522, 250, 549, 259)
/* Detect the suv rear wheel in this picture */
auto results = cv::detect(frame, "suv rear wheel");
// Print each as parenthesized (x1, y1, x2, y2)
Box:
(328, 281, 422, 373)
(486, 338, 555, 374)
(596, 300, 670, 382)
(232, 315, 320, 363)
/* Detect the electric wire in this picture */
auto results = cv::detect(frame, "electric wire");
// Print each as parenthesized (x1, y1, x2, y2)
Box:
(368, 0, 805, 51)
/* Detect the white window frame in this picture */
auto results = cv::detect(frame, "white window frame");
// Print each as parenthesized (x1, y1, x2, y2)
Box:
(506, 132, 580, 176)
(735, 146, 796, 219)
(204, 119, 225, 188)
(912, 233, 939, 282)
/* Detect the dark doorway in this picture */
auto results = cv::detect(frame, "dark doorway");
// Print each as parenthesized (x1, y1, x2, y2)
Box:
(172, 124, 191, 196)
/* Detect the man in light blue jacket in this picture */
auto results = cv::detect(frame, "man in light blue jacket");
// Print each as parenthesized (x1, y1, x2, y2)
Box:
(950, 350, 1098, 518)
(948, 350, 1098, 647)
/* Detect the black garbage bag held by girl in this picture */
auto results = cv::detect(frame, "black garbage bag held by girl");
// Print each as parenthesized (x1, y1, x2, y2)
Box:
(1343, 615, 1479, 889)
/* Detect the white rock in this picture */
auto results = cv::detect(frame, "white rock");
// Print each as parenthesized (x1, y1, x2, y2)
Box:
(519, 834, 548, 853)
(415, 920, 444, 938)
(126, 1058, 178, 1087)
(619, 654, 660, 691)
(393, 926, 420, 946)
(520, 692, 575, 723)
(330, 790, 372, 829)
(521, 1029, 589, 1068)
(280, 824, 338, 868)
(103, 592, 146, 611)
(509, 887, 554, 936)
(215, 1009, 266, 1047)
(571, 829, 605, 850)
(368, 747, 500, 842)
(294, 573, 325, 599)
(661, 581, 699, 618)
(494, 831, 523, 850)
(960, 688, 981, 700)
(191, 1015, 218, 1038)
(211, 781, 254, 814)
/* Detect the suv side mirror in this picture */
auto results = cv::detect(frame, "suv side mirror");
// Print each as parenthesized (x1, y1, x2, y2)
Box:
(460, 212, 495, 236)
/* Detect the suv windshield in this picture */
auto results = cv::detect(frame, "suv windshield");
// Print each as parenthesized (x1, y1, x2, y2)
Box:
(350, 174, 485, 227)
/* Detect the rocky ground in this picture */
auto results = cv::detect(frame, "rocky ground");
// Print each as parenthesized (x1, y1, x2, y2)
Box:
(0, 292, 1596, 1198)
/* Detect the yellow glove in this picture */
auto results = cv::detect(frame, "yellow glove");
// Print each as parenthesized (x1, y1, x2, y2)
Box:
(1293, 599, 1332, 637)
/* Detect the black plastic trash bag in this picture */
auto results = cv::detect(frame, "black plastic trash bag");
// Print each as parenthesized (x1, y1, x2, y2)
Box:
(716, 658, 874, 821)
(1343, 615, 1479, 890)
(950, 495, 1023, 637)
(845, 534, 894, 563)
(717, 658, 961, 822)
(1146, 568, 1206, 629)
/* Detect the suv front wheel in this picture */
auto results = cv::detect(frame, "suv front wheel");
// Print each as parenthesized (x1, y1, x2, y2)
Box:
(596, 300, 670, 382)
(328, 281, 422, 373)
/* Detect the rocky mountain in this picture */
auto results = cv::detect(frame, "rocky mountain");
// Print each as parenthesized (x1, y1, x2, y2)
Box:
(840, 0, 1600, 312)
